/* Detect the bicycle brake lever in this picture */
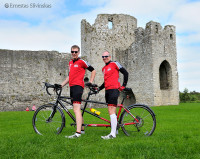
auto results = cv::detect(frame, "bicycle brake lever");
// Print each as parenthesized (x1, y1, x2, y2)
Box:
(46, 87, 51, 96)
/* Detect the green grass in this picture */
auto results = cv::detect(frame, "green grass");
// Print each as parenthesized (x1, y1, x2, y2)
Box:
(0, 103, 200, 159)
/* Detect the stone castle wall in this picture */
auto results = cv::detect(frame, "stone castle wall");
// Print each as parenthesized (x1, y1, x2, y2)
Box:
(81, 14, 138, 103)
(81, 14, 179, 106)
(81, 14, 137, 84)
(0, 49, 71, 111)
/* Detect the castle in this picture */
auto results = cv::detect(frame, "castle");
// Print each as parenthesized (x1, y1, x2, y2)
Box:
(81, 14, 179, 106)
(0, 14, 179, 111)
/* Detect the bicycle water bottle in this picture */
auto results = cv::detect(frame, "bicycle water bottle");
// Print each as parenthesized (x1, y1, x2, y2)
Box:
(90, 108, 101, 115)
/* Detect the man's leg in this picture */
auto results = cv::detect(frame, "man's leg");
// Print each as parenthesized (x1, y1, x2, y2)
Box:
(73, 103, 82, 133)
(65, 85, 83, 138)
(65, 103, 82, 138)
(101, 89, 119, 139)
(108, 106, 117, 137)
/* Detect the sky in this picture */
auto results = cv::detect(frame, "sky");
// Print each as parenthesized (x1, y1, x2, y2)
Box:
(0, 0, 200, 92)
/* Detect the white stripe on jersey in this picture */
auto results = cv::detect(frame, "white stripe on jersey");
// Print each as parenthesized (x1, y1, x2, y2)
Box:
(81, 59, 90, 67)
(114, 61, 123, 69)
(68, 64, 72, 73)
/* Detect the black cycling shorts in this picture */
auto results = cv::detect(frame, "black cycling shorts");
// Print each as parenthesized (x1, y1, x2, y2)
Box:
(105, 89, 119, 106)
(70, 85, 83, 104)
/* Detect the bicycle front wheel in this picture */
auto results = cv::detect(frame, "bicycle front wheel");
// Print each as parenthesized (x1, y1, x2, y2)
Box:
(32, 104, 65, 135)
(120, 104, 156, 136)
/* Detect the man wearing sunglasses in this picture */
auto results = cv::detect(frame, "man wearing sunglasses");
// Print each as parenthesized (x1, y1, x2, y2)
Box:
(61, 45, 96, 138)
(99, 51, 128, 139)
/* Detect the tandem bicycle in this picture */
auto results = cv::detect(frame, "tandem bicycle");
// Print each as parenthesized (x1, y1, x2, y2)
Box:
(32, 82, 156, 136)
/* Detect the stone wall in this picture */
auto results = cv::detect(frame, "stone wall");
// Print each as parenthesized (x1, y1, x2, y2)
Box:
(0, 49, 71, 111)
(81, 14, 137, 85)
(117, 21, 179, 106)
(81, 14, 179, 106)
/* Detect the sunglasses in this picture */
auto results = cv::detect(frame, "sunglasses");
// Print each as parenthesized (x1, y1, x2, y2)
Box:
(102, 56, 109, 58)
(71, 51, 78, 53)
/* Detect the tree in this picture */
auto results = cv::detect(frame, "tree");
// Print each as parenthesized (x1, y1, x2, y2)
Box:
(180, 88, 190, 102)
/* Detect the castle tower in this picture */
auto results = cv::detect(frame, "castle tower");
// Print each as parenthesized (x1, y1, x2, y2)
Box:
(148, 21, 179, 105)
(81, 14, 179, 106)
(81, 14, 137, 85)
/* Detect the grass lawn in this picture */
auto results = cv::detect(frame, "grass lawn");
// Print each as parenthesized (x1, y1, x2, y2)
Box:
(0, 103, 200, 159)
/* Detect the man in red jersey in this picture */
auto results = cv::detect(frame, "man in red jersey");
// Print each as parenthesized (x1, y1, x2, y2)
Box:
(61, 45, 96, 138)
(99, 51, 128, 139)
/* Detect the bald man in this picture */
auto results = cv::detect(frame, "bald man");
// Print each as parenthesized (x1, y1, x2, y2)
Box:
(99, 51, 128, 139)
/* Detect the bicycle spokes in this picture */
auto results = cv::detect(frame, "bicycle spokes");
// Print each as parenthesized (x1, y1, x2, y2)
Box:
(120, 105, 156, 136)
(33, 105, 65, 135)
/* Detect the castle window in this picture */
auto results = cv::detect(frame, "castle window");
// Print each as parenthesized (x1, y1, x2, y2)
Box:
(159, 60, 172, 90)
(155, 25, 158, 33)
(170, 34, 173, 40)
(108, 21, 113, 29)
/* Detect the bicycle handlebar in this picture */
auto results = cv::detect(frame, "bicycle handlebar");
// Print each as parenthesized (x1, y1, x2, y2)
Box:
(85, 82, 99, 95)
(85, 82, 97, 87)
(43, 82, 133, 96)
(43, 82, 62, 96)
(85, 82, 133, 95)
(124, 87, 132, 92)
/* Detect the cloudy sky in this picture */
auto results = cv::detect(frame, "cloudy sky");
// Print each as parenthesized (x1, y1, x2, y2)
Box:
(0, 0, 200, 92)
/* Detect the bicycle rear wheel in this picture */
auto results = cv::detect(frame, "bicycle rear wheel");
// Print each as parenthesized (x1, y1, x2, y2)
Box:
(32, 104, 65, 135)
(120, 104, 156, 136)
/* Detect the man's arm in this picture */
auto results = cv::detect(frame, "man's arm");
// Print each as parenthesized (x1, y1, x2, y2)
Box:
(61, 76, 69, 87)
(89, 70, 96, 83)
(99, 82, 105, 91)
(119, 67, 129, 87)
(87, 66, 96, 83)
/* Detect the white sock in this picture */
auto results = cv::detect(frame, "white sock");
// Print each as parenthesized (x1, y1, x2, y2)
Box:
(81, 130, 85, 134)
(110, 114, 117, 137)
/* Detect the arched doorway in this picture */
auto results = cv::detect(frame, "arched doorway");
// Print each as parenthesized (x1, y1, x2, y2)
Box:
(159, 60, 172, 90)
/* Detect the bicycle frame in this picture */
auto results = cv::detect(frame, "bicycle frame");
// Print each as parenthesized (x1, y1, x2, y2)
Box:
(50, 87, 139, 128)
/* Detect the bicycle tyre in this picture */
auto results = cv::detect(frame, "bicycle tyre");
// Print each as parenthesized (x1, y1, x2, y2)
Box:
(32, 103, 65, 135)
(119, 104, 156, 136)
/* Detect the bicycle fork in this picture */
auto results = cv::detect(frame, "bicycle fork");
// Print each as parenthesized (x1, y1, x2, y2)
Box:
(46, 107, 57, 123)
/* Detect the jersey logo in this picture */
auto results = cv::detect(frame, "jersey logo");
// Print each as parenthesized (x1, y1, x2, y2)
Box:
(107, 67, 111, 71)
(74, 64, 78, 67)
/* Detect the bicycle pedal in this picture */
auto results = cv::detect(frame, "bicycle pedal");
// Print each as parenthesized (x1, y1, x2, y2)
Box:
(70, 123, 76, 126)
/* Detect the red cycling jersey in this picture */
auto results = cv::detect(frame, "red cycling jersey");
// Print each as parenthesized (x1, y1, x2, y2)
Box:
(102, 61, 122, 90)
(68, 58, 89, 88)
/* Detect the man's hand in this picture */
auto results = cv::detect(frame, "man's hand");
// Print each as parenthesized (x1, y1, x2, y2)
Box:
(119, 86, 125, 92)
(85, 82, 92, 87)
(54, 84, 62, 88)
(53, 84, 62, 92)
